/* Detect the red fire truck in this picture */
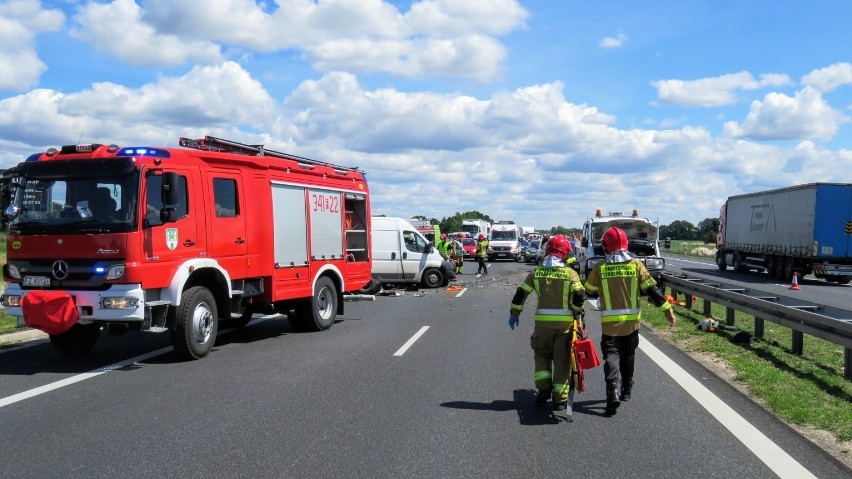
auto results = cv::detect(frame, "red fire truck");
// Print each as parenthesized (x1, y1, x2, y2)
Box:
(0, 136, 372, 359)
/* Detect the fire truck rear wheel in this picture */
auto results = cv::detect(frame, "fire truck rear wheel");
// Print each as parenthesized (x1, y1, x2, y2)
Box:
(422, 268, 443, 288)
(297, 276, 337, 331)
(172, 286, 218, 360)
(49, 324, 100, 356)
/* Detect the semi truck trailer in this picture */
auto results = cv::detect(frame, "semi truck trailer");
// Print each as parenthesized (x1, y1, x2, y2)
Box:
(715, 183, 852, 284)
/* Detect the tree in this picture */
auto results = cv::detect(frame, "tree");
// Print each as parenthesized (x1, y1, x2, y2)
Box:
(697, 217, 720, 244)
(662, 220, 697, 240)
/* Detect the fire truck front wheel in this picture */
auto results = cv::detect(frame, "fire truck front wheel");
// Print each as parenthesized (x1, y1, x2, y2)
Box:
(49, 324, 100, 356)
(296, 276, 338, 332)
(171, 286, 219, 360)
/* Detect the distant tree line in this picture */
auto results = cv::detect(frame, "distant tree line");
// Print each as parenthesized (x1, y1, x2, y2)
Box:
(659, 217, 720, 243)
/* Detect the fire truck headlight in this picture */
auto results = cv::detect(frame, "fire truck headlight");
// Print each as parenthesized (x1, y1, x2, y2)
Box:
(645, 258, 665, 270)
(100, 297, 139, 310)
(7, 264, 20, 279)
(1, 295, 21, 307)
(105, 265, 126, 280)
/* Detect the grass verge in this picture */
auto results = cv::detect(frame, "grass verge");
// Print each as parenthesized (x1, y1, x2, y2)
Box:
(642, 298, 852, 457)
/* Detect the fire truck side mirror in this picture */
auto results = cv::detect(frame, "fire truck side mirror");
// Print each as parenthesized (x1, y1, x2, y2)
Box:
(160, 172, 179, 224)
(160, 207, 177, 223)
(162, 172, 179, 205)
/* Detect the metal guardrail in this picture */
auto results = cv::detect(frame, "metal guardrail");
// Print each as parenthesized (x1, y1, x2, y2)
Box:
(661, 272, 852, 380)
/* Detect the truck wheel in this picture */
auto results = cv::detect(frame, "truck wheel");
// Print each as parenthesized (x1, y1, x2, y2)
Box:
(715, 253, 727, 271)
(49, 324, 100, 356)
(422, 268, 443, 288)
(172, 286, 218, 360)
(772, 256, 785, 279)
(837, 278, 851, 285)
(297, 276, 337, 331)
(782, 259, 794, 282)
(732, 253, 746, 273)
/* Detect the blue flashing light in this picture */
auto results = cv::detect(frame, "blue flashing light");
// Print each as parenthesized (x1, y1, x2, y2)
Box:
(95, 267, 106, 274)
(25, 153, 40, 162)
(117, 147, 171, 159)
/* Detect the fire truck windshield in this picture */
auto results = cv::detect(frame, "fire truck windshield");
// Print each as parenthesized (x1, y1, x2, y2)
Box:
(7, 173, 139, 234)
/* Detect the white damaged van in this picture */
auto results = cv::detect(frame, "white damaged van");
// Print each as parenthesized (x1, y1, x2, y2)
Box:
(370, 216, 455, 289)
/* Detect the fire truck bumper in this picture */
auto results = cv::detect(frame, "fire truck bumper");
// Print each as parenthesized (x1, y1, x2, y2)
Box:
(1, 283, 146, 325)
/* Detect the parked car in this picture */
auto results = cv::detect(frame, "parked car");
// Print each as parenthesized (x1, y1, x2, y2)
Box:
(461, 238, 477, 259)
(524, 239, 542, 263)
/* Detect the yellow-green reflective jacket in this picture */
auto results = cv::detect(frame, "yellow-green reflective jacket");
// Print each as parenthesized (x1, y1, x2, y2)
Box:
(511, 266, 584, 329)
(583, 258, 670, 336)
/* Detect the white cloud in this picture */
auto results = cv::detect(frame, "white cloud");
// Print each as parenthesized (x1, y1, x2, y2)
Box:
(599, 32, 627, 49)
(70, 0, 222, 67)
(69, 0, 527, 81)
(2, 64, 851, 229)
(723, 87, 848, 141)
(0, 0, 64, 91)
(653, 71, 792, 107)
(802, 62, 852, 92)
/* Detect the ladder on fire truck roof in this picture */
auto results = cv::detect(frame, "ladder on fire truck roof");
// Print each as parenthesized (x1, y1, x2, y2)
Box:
(178, 136, 360, 172)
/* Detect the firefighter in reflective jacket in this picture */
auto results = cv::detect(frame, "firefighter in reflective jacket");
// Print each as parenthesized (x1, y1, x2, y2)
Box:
(509, 235, 585, 411)
(584, 227, 676, 416)
(437, 233, 452, 260)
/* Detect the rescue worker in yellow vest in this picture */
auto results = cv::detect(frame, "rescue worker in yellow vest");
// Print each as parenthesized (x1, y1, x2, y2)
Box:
(475, 233, 489, 275)
(437, 233, 452, 260)
(451, 232, 464, 274)
(509, 235, 585, 411)
(584, 227, 676, 416)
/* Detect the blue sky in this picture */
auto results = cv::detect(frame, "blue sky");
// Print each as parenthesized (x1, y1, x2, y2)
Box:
(1, 0, 850, 230)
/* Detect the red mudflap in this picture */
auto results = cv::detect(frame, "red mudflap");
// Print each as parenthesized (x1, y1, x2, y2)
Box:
(20, 290, 80, 335)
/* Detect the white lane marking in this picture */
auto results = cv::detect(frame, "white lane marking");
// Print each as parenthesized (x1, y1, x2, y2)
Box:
(0, 315, 279, 408)
(666, 257, 714, 266)
(394, 326, 429, 356)
(0, 346, 172, 409)
(455, 287, 468, 298)
(639, 335, 817, 479)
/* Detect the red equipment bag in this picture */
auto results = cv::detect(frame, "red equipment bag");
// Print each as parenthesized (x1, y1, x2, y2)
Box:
(20, 290, 80, 335)
(573, 338, 601, 370)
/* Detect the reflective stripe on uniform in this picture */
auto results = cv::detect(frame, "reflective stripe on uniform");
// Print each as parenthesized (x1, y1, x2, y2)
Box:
(534, 370, 552, 381)
(552, 382, 570, 395)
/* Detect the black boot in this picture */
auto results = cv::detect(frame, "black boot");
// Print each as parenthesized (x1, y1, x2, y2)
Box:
(535, 389, 550, 406)
(605, 386, 621, 416)
(621, 381, 633, 401)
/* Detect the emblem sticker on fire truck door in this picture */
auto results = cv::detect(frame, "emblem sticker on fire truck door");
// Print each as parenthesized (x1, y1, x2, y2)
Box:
(166, 228, 178, 250)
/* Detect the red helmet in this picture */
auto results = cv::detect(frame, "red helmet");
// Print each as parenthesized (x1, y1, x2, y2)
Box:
(456, 232, 463, 238)
(544, 234, 572, 260)
(478, 233, 485, 240)
(601, 227, 628, 253)
(440, 233, 447, 240)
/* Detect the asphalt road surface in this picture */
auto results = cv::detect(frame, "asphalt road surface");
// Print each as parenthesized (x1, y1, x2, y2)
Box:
(1, 259, 850, 479)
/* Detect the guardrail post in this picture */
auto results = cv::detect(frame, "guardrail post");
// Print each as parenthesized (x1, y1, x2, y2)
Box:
(754, 317, 764, 339)
(845, 349, 852, 381)
(725, 308, 735, 326)
(791, 331, 804, 355)
(703, 299, 712, 317)
(685, 293, 693, 309)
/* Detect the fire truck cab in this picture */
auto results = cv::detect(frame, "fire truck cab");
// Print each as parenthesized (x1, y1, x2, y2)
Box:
(0, 136, 372, 359)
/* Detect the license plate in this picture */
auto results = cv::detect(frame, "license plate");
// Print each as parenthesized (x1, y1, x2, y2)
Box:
(22, 276, 51, 287)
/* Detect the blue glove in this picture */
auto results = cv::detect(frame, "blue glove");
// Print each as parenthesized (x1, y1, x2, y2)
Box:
(508, 314, 520, 330)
